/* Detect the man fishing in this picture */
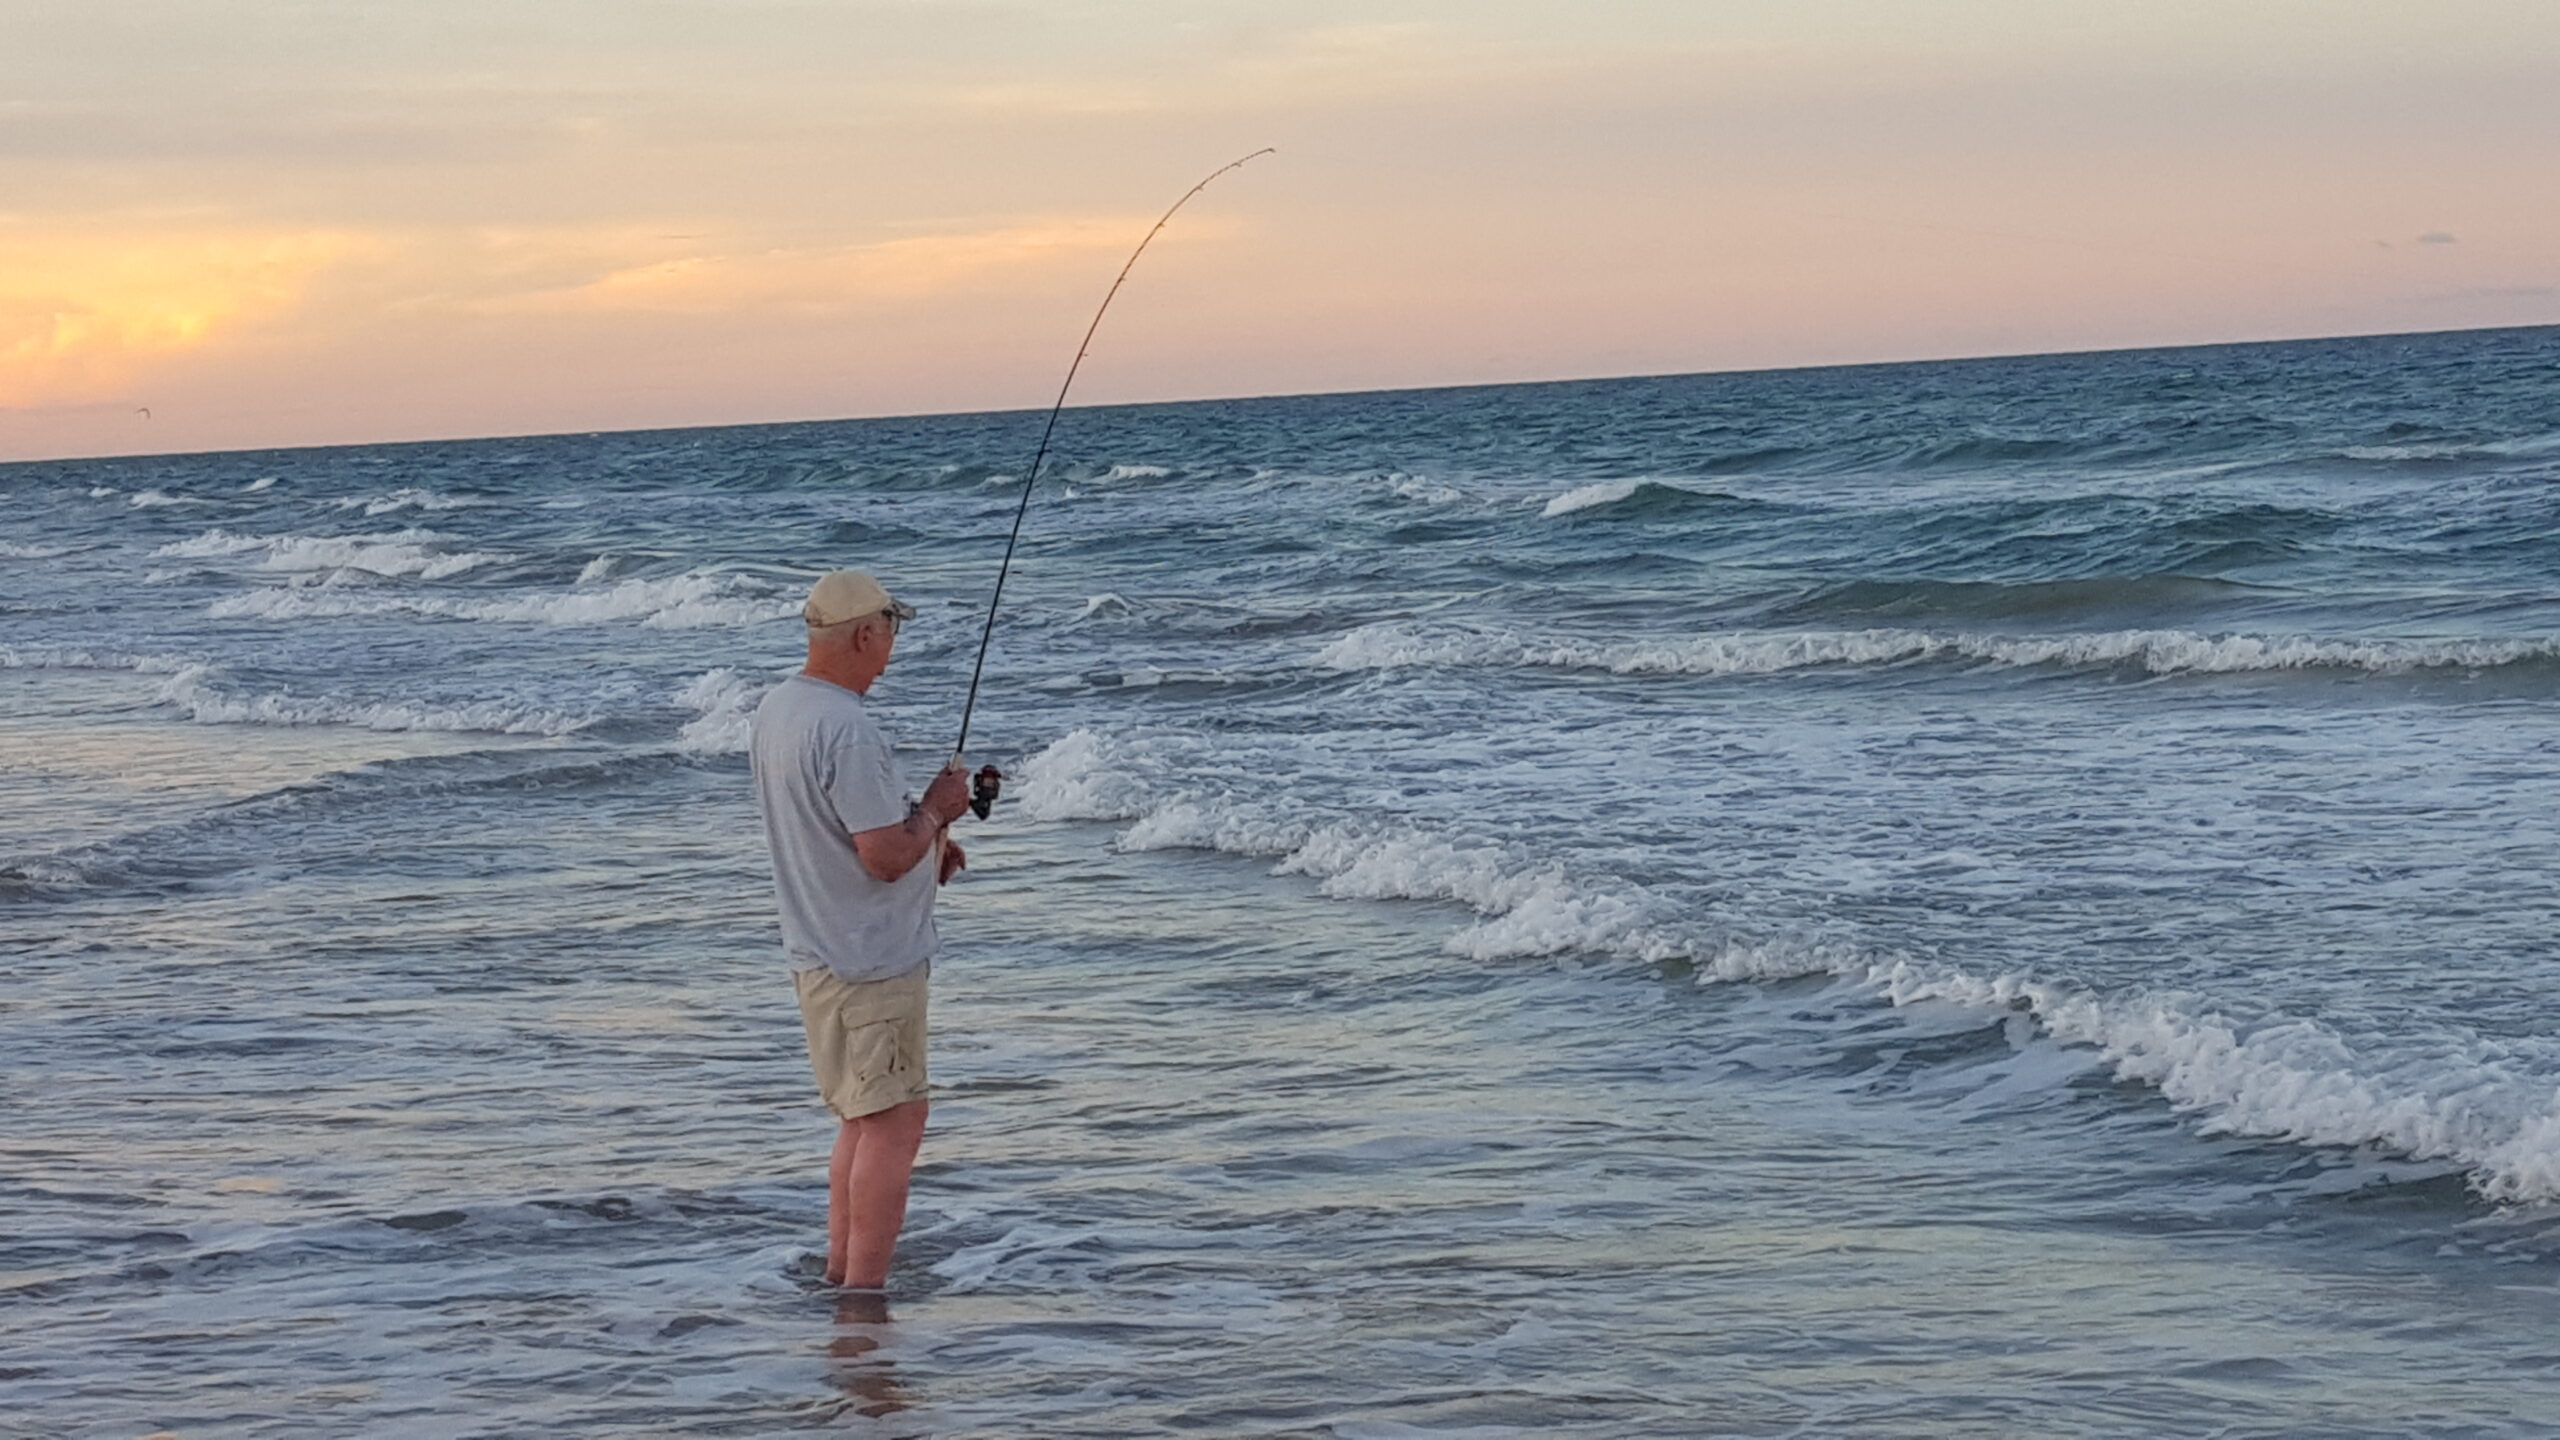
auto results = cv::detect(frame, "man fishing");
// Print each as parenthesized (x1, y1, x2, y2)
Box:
(740, 152, 1261, 1294)
(750, 570, 974, 1290)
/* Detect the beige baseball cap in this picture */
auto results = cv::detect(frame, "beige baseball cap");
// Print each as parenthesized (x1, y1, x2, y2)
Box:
(803, 570, 917, 627)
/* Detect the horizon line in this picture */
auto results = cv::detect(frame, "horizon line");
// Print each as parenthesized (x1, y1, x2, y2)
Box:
(7, 317, 2555, 470)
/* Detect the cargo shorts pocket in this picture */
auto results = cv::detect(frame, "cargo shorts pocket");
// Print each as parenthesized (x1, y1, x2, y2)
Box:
(820, 1014, 925, 1118)
(837, 1015, 906, 1085)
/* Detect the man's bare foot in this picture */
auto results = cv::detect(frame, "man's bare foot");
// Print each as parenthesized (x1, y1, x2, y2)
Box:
(834, 1287, 891, 1326)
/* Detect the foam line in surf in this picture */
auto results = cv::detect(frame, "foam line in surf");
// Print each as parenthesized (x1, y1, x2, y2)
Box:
(154, 527, 501, 580)
(155, 665, 593, 736)
(206, 570, 793, 629)
(1013, 725, 2560, 1203)
(1317, 622, 2560, 679)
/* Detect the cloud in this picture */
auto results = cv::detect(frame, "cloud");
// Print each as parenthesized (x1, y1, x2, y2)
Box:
(0, 222, 368, 406)
(0, 97, 575, 167)
(913, 20, 1542, 118)
(476, 216, 1210, 316)
(2417, 231, 2459, 245)
(927, 80, 1173, 118)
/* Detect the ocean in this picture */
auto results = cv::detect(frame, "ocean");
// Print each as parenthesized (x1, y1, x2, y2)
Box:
(5, 324, 2559, 1437)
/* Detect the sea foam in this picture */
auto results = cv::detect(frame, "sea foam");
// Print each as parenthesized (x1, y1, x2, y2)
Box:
(1317, 622, 2560, 680)
(1541, 480, 1645, 517)
(1012, 725, 2560, 1202)
(331, 488, 481, 516)
(207, 571, 793, 629)
(0, 646, 190, 674)
(672, 668, 771, 755)
(155, 527, 500, 580)
(156, 665, 591, 736)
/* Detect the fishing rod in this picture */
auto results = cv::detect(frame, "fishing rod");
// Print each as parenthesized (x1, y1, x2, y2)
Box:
(952, 147, 1276, 819)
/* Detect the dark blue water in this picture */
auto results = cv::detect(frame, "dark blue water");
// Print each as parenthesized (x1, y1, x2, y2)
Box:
(6, 325, 2560, 1436)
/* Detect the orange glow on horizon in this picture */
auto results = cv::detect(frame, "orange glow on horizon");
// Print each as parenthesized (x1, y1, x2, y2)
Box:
(0, 227, 364, 408)
(1, 2, 2554, 461)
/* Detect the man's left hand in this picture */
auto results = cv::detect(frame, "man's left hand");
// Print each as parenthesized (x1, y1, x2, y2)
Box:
(937, 839, 966, 885)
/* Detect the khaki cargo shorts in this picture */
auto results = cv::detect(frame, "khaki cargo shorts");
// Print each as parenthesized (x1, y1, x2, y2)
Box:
(793, 962, 930, 1120)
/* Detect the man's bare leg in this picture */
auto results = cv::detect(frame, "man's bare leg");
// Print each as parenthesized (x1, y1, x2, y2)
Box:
(838, 1098, 928, 1289)
(826, 1119, 862, 1285)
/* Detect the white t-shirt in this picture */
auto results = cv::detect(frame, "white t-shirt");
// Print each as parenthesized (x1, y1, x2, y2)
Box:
(748, 674, 938, 983)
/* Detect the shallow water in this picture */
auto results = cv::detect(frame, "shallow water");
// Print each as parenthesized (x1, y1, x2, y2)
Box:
(7, 326, 2560, 1435)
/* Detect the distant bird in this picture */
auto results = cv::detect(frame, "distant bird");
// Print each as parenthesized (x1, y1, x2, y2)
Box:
(136, 407, 151, 420)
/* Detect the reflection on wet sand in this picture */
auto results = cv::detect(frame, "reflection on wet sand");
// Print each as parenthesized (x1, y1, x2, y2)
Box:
(828, 1289, 910, 1419)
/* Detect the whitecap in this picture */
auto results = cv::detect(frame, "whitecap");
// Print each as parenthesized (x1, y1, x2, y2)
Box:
(0, 645, 189, 673)
(1842, 959, 2560, 1206)
(153, 527, 500, 580)
(1388, 474, 1464, 505)
(671, 667, 773, 754)
(1009, 724, 2560, 1202)
(1015, 728, 1687, 964)
(1315, 622, 2560, 680)
(207, 570, 793, 629)
(154, 664, 591, 736)
(332, 488, 480, 517)
(1540, 480, 1642, 518)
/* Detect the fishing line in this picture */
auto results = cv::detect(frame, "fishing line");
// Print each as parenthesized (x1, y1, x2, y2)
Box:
(951, 147, 1274, 818)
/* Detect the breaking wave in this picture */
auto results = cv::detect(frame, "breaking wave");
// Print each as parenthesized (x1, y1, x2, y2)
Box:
(1316, 622, 2560, 679)
(1542, 481, 1642, 517)
(207, 571, 794, 629)
(154, 527, 501, 580)
(156, 665, 592, 736)
(1539, 480, 1771, 520)
(1012, 726, 2560, 1203)
(1383, 473, 1463, 505)
(0, 645, 191, 673)
(329, 488, 483, 516)
(671, 667, 771, 755)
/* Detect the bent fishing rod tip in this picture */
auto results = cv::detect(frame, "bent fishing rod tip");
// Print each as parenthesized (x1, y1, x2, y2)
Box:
(947, 146, 1277, 798)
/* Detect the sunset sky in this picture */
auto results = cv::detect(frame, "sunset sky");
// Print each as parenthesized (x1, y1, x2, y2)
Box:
(4, 0, 2556, 461)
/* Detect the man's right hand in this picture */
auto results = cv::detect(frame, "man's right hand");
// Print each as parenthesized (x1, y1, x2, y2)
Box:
(921, 760, 974, 826)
